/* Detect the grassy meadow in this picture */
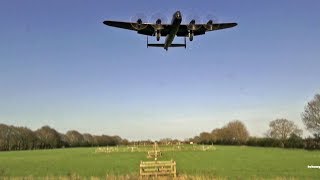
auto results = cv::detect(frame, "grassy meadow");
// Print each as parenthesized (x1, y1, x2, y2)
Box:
(0, 145, 320, 179)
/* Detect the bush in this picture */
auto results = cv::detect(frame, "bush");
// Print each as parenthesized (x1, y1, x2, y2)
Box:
(284, 134, 304, 149)
(247, 137, 283, 148)
(304, 136, 320, 150)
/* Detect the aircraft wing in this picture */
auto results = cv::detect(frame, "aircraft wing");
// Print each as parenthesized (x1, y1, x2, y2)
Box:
(177, 23, 238, 36)
(104, 20, 237, 37)
(103, 20, 171, 36)
(103, 21, 139, 31)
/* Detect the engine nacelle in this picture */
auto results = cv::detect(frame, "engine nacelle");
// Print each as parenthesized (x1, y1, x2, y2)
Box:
(154, 19, 163, 41)
(136, 18, 142, 29)
(206, 20, 213, 30)
(188, 31, 194, 41)
(188, 19, 196, 30)
(156, 30, 161, 41)
(156, 19, 161, 25)
(137, 18, 142, 24)
(187, 20, 196, 41)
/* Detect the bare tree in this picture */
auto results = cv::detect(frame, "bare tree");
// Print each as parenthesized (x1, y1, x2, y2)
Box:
(1, 123, 126, 151)
(159, 138, 173, 145)
(198, 132, 212, 144)
(66, 130, 84, 147)
(268, 119, 302, 140)
(35, 126, 61, 149)
(193, 120, 249, 145)
(211, 128, 223, 142)
(7, 125, 20, 150)
(17, 127, 37, 150)
(302, 94, 320, 134)
(59, 133, 70, 147)
(0, 124, 10, 151)
(223, 120, 249, 144)
(83, 133, 94, 147)
(111, 135, 122, 145)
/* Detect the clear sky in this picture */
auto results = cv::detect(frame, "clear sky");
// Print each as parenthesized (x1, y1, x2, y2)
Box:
(0, 0, 319, 140)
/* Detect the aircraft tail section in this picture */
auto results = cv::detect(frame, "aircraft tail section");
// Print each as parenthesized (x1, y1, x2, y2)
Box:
(147, 43, 186, 48)
(147, 43, 165, 47)
(170, 44, 186, 47)
(146, 36, 186, 50)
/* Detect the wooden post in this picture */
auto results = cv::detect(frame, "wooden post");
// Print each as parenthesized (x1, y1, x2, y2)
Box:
(173, 160, 176, 177)
(139, 160, 142, 177)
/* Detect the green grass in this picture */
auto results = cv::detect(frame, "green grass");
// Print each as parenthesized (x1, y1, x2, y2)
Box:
(0, 145, 320, 179)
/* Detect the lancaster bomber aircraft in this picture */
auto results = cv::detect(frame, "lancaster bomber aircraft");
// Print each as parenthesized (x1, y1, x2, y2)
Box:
(103, 11, 237, 51)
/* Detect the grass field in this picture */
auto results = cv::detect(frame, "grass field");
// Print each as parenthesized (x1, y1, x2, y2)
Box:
(0, 145, 320, 179)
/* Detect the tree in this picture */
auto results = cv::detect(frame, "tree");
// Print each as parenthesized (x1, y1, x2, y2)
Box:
(198, 132, 212, 144)
(121, 139, 130, 145)
(222, 120, 249, 144)
(302, 94, 320, 135)
(83, 133, 94, 147)
(191, 120, 249, 145)
(191, 136, 200, 144)
(17, 127, 37, 150)
(59, 133, 70, 147)
(210, 128, 220, 142)
(211, 128, 225, 144)
(267, 119, 302, 140)
(35, 126, 61, 149)
(0, 124, 10, 151)
(0, 123, 127, 151)
(5, 125, 21, 150)
(284, 133, 304, 148)
(159, 138, 173, 145)
(111, 135, 122, 145)
(66, 130, 84, 147)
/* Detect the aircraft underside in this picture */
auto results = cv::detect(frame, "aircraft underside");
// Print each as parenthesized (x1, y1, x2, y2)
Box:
(103, 11, 237, 50)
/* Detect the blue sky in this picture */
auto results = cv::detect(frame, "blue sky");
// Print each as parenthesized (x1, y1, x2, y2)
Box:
(0, 0, 319, 140)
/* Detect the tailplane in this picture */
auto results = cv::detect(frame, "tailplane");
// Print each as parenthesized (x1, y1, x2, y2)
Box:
(147, 36, 186, 50)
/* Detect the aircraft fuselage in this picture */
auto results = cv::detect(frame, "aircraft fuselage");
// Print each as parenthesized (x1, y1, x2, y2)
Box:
(164, 11, 182, 50)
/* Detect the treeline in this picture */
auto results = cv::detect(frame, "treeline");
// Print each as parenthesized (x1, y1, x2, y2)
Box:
(1, 93, 319, 151)
(189, 120, 320, 150)
(190, 120, 249, 145)
(0, 124, 128, 151)
(189, 93, 320, 150)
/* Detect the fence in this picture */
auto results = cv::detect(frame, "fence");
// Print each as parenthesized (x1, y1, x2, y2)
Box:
(139, 160, 176, 178)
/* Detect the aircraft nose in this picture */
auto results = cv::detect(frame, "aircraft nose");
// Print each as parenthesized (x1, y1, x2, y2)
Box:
(176, 11, 181, 18)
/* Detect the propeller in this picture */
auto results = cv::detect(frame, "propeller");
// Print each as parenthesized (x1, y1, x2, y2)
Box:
(150, 12, 168, 30)
(130, 13, 148, 30)
(203, 14, 219, 31)
(185, 14, 202, 31)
